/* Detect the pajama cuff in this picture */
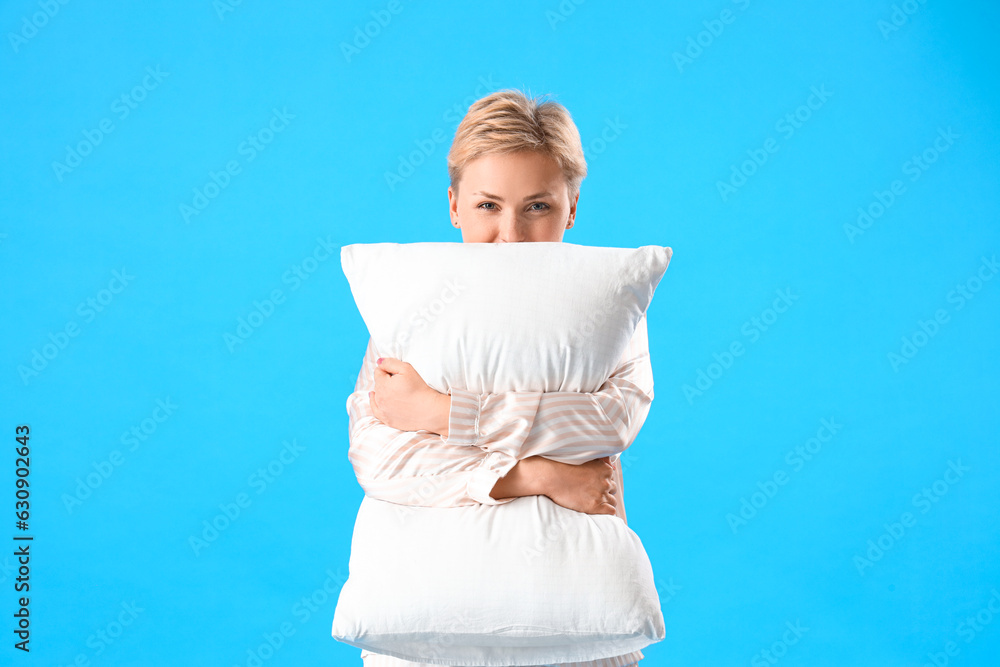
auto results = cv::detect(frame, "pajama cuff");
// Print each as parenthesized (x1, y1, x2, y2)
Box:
(445, 388, 481, 446)
(467, 450, 518, 505)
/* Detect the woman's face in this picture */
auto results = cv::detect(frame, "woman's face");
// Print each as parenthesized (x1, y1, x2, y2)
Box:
(448, 150, 578, 243)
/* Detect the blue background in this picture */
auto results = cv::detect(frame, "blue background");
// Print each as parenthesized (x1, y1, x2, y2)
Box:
(2, 0, 998, 665)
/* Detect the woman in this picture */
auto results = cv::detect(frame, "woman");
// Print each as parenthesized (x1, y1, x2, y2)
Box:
(348, 89, 655, 667)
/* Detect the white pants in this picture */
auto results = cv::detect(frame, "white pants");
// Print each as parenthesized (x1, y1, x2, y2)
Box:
(360, 648, 642, 667)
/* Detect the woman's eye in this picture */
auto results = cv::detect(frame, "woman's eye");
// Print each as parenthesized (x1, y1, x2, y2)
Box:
(477, 202, 549, 211)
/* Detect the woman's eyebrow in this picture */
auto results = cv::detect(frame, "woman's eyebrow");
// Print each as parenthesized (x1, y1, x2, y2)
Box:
(472, 190, 552, 202)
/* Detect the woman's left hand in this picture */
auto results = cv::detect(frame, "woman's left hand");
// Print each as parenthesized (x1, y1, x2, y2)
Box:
(370, 357, 450, 436)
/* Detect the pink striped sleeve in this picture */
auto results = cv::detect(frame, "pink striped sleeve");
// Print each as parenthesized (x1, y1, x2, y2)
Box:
(446, 313, 655, 466)
(349, 313, 654, 514)
(347, 337, 518, 508)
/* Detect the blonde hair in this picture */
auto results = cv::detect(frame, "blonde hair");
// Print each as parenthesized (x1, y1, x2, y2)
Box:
(447, 88, 587, 199)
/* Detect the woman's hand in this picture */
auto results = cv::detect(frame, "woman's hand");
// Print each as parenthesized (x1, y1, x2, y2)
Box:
(370, 357, 451, 436)
(535, 455, 618, 516)
(490, 456, 620, 516)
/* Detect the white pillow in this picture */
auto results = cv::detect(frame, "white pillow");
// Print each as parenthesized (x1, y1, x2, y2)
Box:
(338, 241, 672, 394)
(332, 494, 665, 666)
(332, 241, 672, 664)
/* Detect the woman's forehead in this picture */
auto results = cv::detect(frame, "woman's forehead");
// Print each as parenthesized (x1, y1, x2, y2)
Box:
(460, 152, 567, 191)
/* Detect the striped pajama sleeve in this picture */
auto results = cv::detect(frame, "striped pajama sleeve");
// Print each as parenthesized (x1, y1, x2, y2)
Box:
(346, 313, 654, 524)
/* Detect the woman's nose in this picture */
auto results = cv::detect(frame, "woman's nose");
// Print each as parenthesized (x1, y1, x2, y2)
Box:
(497, 218, 526, 243)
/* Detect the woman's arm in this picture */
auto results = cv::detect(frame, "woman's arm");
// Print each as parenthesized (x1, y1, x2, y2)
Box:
(446, 313, 655, 465)
(348, 339, 620, 516)
(348, 336, 521, 508)
(491, 455, 620, 517)
(349, 313, 651, 513)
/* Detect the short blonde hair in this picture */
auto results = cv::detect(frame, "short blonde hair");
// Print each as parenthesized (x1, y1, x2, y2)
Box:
(447, 88, 587, 199)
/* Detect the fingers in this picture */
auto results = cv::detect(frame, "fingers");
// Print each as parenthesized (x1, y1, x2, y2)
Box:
(602, 488, 617, 512)
(376, 357, 409, 374)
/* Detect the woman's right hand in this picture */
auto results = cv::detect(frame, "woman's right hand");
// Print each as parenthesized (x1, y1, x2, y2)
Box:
(535, 455, 618, 516)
